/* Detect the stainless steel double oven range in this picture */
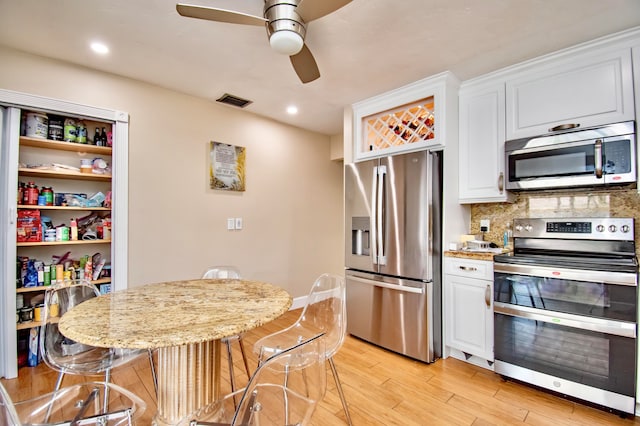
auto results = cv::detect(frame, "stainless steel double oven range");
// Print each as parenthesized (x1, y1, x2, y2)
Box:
(493, 218, 638, 414)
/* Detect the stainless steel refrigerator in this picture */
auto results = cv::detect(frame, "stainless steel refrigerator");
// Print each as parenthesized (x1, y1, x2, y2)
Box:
(344, 149, 442, 362)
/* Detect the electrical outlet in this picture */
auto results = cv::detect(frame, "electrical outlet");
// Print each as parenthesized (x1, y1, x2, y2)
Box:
(235, 217, 243, 230)
(227, 218, 235, 230)
(480, 219, 490, 233)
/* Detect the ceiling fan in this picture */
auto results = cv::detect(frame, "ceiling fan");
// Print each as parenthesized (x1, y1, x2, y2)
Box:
(176, 0, 352, 84)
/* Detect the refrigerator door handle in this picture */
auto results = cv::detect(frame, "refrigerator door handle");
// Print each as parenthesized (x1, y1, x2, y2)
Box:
(371, 166, 378, 264)
(348, 276, 424, 294)
(377, 165, 387, 265)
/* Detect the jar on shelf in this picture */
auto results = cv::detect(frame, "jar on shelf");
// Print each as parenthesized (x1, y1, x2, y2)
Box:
(48, 115, 64, 141)
(76, 120, 87, 143)
(63, 118, 77, 142)
(41, 186, 54, 206)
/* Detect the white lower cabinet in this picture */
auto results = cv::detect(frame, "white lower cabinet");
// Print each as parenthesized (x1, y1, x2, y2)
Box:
(444, 257, 494, 366)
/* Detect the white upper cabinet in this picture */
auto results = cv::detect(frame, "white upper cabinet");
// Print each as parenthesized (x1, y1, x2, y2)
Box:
(352, 71, 459, 161)
(458, 80, 514, 203)
(505, 47, 635, 140)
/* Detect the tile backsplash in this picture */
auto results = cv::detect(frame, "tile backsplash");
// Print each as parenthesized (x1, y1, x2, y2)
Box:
(469, 186, 640, 255)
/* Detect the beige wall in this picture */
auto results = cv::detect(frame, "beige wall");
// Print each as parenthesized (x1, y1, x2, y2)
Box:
(0, 46, 344, 298)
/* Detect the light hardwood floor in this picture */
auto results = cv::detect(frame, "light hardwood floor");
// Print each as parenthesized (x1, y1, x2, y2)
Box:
(3, 309, 640, 425)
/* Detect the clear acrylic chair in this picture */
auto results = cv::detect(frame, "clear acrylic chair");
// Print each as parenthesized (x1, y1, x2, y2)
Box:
(0, 380, 20, 426)
(40, 279, 153, 408)
(1, 380, 146, 426)
(202, 266, 252, 393)
(190, 333, 326, 426)
(252, 273, 353, 425)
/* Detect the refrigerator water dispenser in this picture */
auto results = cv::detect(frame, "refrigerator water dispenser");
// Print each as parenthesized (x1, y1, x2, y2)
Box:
(351, 217, 370, 256)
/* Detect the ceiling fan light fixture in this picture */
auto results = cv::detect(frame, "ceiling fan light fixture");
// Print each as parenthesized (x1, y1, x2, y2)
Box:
(269, 31, 304, 55)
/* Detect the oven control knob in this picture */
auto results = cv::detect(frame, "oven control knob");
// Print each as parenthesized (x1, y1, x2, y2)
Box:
(515, 225, 523, 232)
(621, 224, 630, 233)
(524, 225, 533, 232)
(609, 225, 617, 233)
(596, 225, 605, 232)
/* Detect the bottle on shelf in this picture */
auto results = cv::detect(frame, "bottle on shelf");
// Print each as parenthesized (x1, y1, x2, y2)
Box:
(70, 218, 78, 241)
(24, 182, 39, 206)
(93, 127, 100, 146)
(99, 127, 107, 146)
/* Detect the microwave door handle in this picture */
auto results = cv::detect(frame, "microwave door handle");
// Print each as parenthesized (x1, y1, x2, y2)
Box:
(371, 166, 378, 264)
(594, 139, 603, 179)
(377, 165, 387, 265)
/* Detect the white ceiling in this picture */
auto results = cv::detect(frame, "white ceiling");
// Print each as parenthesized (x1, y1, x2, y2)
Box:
(1, 0, 640, 136)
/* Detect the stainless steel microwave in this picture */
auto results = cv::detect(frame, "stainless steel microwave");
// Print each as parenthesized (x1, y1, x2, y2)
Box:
(505, 121, 636, 191)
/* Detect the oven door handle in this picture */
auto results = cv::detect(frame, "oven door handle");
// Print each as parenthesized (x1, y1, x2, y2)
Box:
(494, 302, 637, 339)
(494, 263, 638, 287)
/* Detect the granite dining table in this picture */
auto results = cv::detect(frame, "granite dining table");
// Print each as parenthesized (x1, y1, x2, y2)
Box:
(58, 278, 292, 426)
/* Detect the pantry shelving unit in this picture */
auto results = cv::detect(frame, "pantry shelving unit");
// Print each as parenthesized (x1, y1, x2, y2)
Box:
(0, 89, 129, 379)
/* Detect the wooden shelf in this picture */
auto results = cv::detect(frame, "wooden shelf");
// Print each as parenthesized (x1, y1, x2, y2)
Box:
(17, 205, 110, 211)
(20, 136, 112, 155)
(16, 278, 111, 293)
(17, 239, 111, 247)
(17, 316, 59, 331)
(18, 168, 111, 182)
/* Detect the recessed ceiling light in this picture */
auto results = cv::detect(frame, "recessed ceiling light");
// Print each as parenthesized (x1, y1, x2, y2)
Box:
(90, 42, 109, 55)
(286, 105, 298, 115)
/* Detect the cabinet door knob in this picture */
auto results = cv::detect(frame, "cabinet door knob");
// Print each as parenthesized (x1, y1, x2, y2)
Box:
(498, 172, 504, 193)
(485, 284, 491, 308)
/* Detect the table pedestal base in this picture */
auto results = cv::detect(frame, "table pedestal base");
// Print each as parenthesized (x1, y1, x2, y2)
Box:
(153, 340, 221, 426)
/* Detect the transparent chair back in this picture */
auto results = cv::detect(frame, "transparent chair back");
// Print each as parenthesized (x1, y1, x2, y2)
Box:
(201, 265, 251, 392)
(255, 273, 346, 360)
(41, 279, 141, 376)
(6, 381, 146, 426)
(201, 266, 241, 279)
(191, 333, 326, 426)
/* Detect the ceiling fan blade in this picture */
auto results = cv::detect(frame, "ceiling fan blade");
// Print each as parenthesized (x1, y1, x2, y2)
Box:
(176, 3, 267, 26)
(290, 44, 320, 84)
(296, 0, 352, 22)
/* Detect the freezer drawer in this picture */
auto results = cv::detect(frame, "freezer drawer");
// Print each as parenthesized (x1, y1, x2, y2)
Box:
(346, 271, 439, 362)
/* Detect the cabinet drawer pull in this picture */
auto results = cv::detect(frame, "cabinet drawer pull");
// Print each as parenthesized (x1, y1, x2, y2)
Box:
(459, 266, 478, 272)
(549, 123, 580, 132)
(485, 284, 491, 308)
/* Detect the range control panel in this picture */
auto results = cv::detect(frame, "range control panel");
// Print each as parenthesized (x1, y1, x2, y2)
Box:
(513, 217, 634, 240)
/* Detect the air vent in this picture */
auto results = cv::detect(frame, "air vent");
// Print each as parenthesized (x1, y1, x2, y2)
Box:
(216, 93, 253, 108)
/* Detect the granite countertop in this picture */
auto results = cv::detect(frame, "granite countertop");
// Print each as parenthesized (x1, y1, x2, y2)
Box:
(58, 279, 292, 349)
(444, 249, 511, 261)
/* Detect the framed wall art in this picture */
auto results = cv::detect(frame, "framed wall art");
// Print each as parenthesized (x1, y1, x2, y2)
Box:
(210, 142, 246, 191)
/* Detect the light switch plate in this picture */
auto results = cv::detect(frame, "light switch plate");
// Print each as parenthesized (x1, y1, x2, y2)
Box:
(235, 217, 243, 230)
(480, 219, 490, 232)
(227, 218, 235, 230)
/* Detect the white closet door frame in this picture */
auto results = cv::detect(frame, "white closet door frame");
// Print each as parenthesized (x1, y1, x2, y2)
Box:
(0, 89, 129, 379)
